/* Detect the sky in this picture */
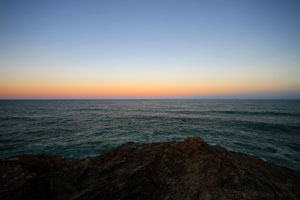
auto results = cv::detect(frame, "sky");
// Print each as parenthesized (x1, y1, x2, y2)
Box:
(0, 0, 300, 99)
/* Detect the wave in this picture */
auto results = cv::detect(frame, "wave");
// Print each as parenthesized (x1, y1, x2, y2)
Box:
(233, 120, 300, 135)
(0, 116, 36, 121)
(73, 108, 104, 111)
(209, 110, 300, 117)
(170, 110, 300, 117)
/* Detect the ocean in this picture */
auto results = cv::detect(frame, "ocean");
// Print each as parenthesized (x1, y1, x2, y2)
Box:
(0, 100, 299, 170)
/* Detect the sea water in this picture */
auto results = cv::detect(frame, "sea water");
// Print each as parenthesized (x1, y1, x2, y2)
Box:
(0, 100, 299, 170)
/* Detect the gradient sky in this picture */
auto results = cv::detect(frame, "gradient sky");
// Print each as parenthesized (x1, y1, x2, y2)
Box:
(1, 0, 300, 99)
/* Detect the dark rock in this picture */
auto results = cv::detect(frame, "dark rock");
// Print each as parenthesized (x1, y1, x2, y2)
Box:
(0, 137, 299, 200)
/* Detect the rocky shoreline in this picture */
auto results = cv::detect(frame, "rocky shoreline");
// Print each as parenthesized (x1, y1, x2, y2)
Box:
(1, 136, 300, 200)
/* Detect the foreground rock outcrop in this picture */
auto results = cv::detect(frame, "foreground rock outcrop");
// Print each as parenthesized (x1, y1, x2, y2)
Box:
(1, 137, 300, 200)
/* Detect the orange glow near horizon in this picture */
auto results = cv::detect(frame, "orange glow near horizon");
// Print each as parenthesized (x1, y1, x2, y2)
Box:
(1, 75, 298, 98)
(1, 62, 299, 99)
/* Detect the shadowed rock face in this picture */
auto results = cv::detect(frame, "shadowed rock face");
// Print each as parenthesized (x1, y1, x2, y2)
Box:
(1, 137, 300, 200)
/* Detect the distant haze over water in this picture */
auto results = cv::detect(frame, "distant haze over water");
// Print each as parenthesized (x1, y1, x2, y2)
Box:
(0, 100, 299, 170)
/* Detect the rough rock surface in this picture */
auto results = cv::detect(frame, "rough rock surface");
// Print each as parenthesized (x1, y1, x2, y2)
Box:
(1, 137, 300, 200)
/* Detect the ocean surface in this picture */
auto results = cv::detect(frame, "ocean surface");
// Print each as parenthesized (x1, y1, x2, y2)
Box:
(0, 100, 299, 170)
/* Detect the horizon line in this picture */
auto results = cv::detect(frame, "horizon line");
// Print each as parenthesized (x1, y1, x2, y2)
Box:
(0, 98, 299, 100)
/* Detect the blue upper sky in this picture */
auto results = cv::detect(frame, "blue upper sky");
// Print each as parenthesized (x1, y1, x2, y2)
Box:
(0, 0, 300, 99)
